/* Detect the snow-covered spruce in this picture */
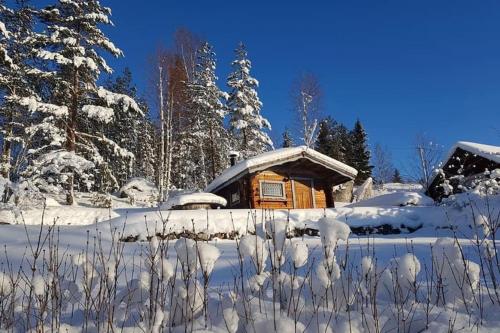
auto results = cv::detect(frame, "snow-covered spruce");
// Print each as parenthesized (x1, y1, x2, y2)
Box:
(227, 42, 273, 158)
(3, 0, 146, 204)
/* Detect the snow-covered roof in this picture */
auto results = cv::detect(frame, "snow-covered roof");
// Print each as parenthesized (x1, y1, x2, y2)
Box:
(206, 146, 358, 193)
(452, 141, 500, 164)
(164, 192, 227, 209)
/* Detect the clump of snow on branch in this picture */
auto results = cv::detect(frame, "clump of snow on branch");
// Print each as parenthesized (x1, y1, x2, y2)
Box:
(81, 105, 114, 123)
(14, 96, 68, 117)
(97, 87, 143, 115)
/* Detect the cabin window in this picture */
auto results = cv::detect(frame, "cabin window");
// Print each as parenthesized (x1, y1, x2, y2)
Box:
(231, 191, 240, 205)
(260, 181, 286, 199)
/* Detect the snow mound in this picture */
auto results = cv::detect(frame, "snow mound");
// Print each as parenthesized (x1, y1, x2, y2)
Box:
(119, 178, 158, 202)
(352, 177, 373, 202)
(377, 182, 423, 192)
(44, 197, 61, 207)
(349, 191, 434, 207)
(163, 192, 226, 209)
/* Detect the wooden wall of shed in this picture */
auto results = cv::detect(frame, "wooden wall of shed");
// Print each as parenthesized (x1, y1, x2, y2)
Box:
(214, 179, 249, 208)
(250, 170, 294, 209)
(249, 170, 331, 209)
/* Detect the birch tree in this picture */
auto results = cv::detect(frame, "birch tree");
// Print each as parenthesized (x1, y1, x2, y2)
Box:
(290, 72, 322, 147)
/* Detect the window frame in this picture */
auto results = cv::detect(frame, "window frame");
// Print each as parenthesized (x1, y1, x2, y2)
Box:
(259, 180, 287, 200)
(231, 190, 240, 205)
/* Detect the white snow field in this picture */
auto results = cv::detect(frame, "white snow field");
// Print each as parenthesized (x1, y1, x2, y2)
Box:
(0, 189, 499, 332)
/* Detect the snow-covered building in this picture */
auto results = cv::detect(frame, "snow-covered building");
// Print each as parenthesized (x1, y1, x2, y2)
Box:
(427, 141, 500, 200)
(205, 146, 358, 209)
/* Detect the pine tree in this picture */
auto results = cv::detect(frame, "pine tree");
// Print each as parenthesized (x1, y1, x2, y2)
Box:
(282, 127, 294, 148)
(315, 116, 350, 163)
(104, 68, 156, 184)
(227, 42, 272, 158)
(29, 0, 143, 203)
(392, 168, 403, 183)
(0, 1, 42, 183)
(349, 119, 372, 184)
(179, 42, 229, 189)
(316, 117, 335, 156)
(334, 123, 351, 163)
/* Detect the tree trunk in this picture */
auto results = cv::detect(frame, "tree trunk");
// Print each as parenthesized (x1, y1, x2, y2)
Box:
(158, 66, 165, 201)
(164, 92, 174, 199)
(66, 67, 78, 205)
(1, 121, 12, 179)
(209, 124, 216, 180)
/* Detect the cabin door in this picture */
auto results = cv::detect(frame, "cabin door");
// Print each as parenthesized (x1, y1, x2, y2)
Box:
(293, 178, 315, 209)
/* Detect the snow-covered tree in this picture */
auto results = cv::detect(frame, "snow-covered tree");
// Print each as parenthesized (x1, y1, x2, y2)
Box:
(178, 42, 229, 189)
(290, 72, 322, 147)
(315, 116, 350, 163)
(227, 42, 272, 158)
(0, 1, 41, 183)
(26, 0, 143, 204)
(392, 168, 403, 183)
(316, 117, 335, 156)
(104, 68, 156, 184)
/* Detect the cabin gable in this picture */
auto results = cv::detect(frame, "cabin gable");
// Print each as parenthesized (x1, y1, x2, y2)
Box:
(208, 147, 358, 209)
(428, 146, 500, 201)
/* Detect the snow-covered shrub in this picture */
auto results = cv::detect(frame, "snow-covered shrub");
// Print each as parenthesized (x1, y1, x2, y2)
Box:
(247, 315, 306, 333)
(222, 307, 239, 333)
(440, 168, 500, 204)
(170, 279, 205, 326)
(90, 192, 113, 208)
(289, 240, 308, 268)
(197, 242, 220, 276)
(119, 177, 158, 205)
(0, 211, 496, 332)
(23, 150, 95, 196)
(0, 176, 10, 202)
(0, 272, 12, 296)
(239, 234, 269, 275)
(433, 238, 480, 304)
(318, 216, 350, 258)
(175, 238, 199, 277)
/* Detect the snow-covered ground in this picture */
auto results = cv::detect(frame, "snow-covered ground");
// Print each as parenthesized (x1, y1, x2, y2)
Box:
(0, 185, 499, 332)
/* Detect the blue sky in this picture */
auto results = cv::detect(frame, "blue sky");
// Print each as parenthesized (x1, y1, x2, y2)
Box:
(104, 0, 500, 169)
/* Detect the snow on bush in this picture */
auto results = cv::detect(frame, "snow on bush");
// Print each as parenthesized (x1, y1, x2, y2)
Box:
(289, 240, 308, 268)
(197, 242, 220, 276)
(433, 237, 480, 304)
(239, 234, 269, 274)
(318, 216, 350, 256)
(0, 272, 12, 296)
(175, 237, 199, 276)
(222, 307, 239, 333)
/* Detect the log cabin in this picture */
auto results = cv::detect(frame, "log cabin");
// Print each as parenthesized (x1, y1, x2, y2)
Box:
(427, 141, 500, 201)
(205, 146, 358, 209)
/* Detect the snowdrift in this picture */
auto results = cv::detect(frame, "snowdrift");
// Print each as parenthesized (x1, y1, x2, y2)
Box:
(349, 191, 434, 207)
